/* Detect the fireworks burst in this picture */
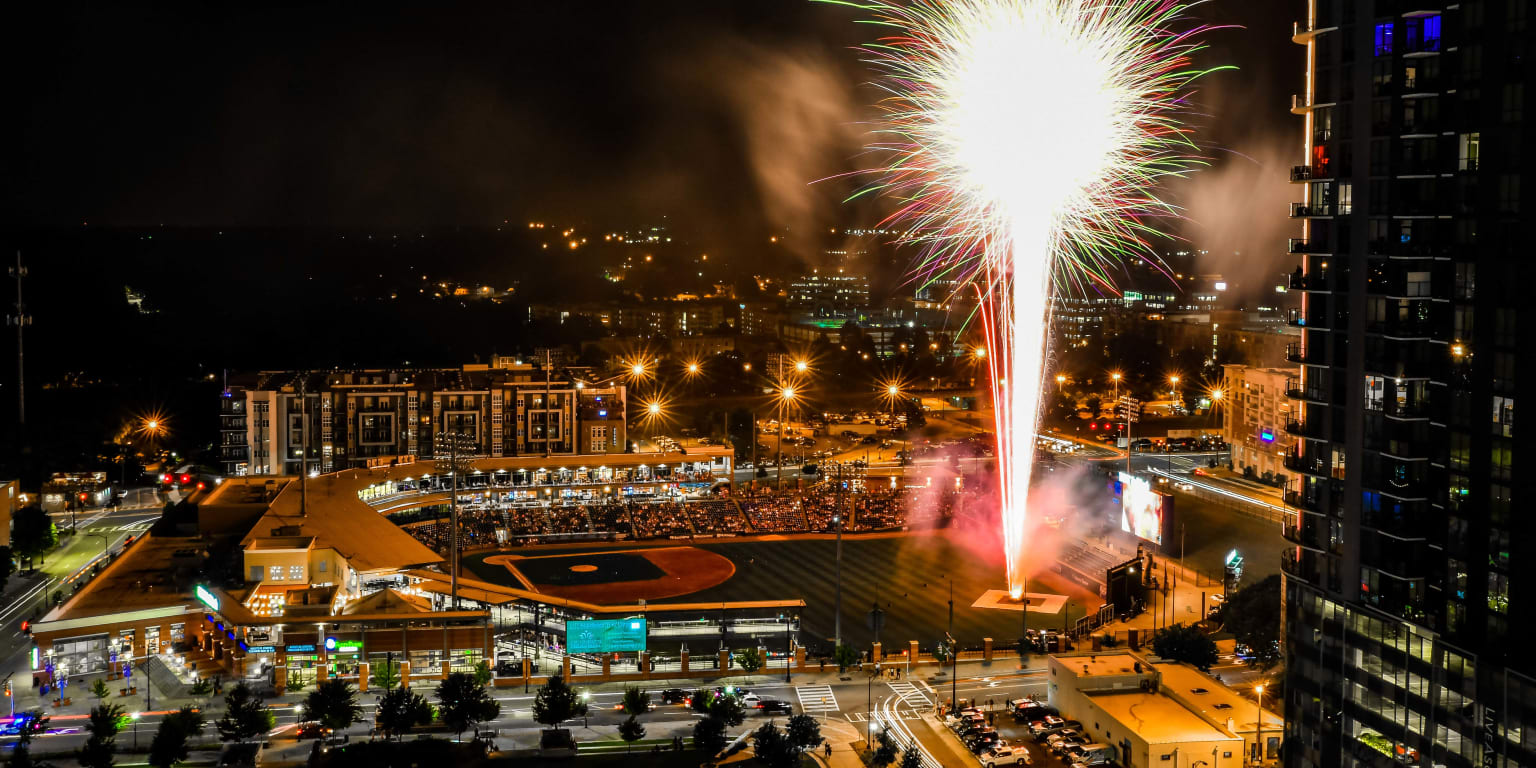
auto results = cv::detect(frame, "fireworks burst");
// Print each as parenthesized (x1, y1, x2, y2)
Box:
(835, 0, 1222, 595)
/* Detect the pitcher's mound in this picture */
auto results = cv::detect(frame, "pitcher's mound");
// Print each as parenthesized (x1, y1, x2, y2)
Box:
(482, 547, 735, 603)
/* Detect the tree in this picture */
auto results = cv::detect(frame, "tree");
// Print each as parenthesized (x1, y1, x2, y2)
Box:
(148, 706, 206, 768)
(216, 683, 275, 743)
(532, 674, 581, 728)
(752, 721, 796, 768)
(11, 506, 57, 567)
(10, 710, 50, 768)
(472, 659, 493, 686)
(435, 671, 500, 742)
(79, 702, 124, 768)
(900, 748, 925, 768)
(618, 715, 645, 754)
(689, 687, 714, 714)
(375, 687, 434, 741)
(620, 686, 651, 717)
(303, 679, 363, 734)
(693, 716, 728, 755)
(1219, 574, 1283, 669)
(1151, 624, 1219, 671)
(1086, 396, 1103, 419)
(90, 678, 111, 703)
(871, 728, 900, 767)
(712, 692, 746, 728)
(735, 647, 764, 676)
(370, 658, 401, 690)
(785, 713, 823, 755)
(833, 644, 860, 673)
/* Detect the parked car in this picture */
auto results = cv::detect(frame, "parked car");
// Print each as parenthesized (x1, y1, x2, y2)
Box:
(1048, 730, 1087, 755)
(980, 745, 1031, 767)
(967, 732, 1004, 753)
(1027, 715, 1065, 738)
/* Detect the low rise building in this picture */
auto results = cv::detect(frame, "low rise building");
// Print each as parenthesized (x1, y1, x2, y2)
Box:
(1046, 650, 1281, 767)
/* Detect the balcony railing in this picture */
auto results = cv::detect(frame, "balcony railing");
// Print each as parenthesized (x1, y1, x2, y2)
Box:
(1290, 165, 1333, 183)
(1284, 450, 1330, 477)
(1290, 202, 1337, 218)
(1289, 238, 1332, 255)
(1286, 419, 1328, 440)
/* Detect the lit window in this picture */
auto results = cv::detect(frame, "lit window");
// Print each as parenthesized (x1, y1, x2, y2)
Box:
(289, 565, 304, 580)
(269, 565, 283, 581)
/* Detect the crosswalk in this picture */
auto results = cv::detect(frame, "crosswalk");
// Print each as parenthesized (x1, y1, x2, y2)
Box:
(888, 681, 932, 708)
(795, 684, 840, 715)
(847, 709, 925, 722)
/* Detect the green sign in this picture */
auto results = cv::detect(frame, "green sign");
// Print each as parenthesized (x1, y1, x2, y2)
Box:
(195, 585, 219, 611)
(566, 618, 647, 653)
(334, 641, 362, 653)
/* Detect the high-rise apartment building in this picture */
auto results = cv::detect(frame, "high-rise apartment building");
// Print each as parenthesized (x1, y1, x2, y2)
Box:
(1284, 2, 1532, 766)
(220, 364, 628, 476)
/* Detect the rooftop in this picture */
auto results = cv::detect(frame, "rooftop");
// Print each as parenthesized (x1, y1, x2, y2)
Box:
(1153, 662, 1284, 733)
(1088, 691, 1241, 745)
(1064, 652, 1146, 678)
(247, 536, 315, 551)
(41, 535, 199, 623)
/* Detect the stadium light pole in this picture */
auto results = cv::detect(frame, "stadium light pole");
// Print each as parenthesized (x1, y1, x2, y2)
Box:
(775, 385, 796, 490)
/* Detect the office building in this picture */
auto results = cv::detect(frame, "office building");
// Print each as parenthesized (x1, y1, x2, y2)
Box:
(1284, 3, 1533, 766)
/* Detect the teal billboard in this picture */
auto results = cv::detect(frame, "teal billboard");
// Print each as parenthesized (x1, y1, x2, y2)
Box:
(566, 618, 648, 653)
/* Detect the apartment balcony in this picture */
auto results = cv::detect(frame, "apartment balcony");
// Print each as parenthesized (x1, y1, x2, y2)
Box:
(1288, 238, 1333, 256)
(1401, 74, 1443, 94)
(1286, 307, 1331, 331)
(1290, 202, 1338, 218)
(1286, 419, 1328, 441)
(1284, 489, 1329, 515)
(1284, 450, 1330, 478)
(1286, 343, 1327, 366)
(1400, 116, 1445, 137)
(1286, 384, 1329, 404)
(1290, 165, 1334, 183)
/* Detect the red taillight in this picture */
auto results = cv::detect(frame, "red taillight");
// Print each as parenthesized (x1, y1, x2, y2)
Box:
(161, 474, 171, 483)
(196, 482, 206, 490)
(179, 474, 191, 484)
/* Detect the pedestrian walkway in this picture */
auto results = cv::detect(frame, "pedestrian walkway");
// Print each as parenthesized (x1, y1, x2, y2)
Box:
(887, 680, 931, 708)
(795, 684, 840, 715)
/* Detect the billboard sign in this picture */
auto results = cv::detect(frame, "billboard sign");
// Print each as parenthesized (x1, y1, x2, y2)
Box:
(566, 618, 648, 653)
(1118, 472, 1170, 545)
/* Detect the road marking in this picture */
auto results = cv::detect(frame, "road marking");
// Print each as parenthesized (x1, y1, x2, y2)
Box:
(888, 681, 932, 708)
(795, 684, 839, 714)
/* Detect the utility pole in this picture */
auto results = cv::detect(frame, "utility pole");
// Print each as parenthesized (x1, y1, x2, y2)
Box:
(7, 252, 31, 430)
(437, 430, 475, 610)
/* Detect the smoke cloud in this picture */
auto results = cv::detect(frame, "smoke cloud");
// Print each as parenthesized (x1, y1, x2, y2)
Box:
(681, 41, 875, 263)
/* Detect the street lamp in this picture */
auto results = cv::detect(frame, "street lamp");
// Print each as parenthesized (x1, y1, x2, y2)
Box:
(1055, 374, 1067, 392)
(794, 359, 809, 374)
(1254, 684, 1266, 765)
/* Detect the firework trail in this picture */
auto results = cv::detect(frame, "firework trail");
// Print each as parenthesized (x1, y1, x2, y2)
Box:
(835, 0, 1221, 596)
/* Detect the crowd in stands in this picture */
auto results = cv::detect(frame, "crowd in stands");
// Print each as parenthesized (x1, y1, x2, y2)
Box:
(398, 486, 961, 553)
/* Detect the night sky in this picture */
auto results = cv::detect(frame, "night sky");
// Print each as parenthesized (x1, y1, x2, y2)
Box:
(7, 1, 1297, 248)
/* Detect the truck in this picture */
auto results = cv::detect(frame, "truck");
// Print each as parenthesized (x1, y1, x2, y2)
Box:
(1066, 743, 1117, 767)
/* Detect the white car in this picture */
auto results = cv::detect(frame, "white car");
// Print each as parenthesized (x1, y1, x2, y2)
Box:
(981, 745, 1030, 767)
(741, 693, 761, 709)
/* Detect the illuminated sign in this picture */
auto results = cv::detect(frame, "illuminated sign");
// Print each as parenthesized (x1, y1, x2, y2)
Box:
(285, 644, 316, 653)
(1259, 429, 1275, 443)
(324, 637, 337, 651)
(245, 646, 277, 654)
(566, 618, 648, 654)
(195, 586, 220, 611)
(30, 647, 38, 670)
(1118, 471, 1170, 546)
(333, 641, 362, 653)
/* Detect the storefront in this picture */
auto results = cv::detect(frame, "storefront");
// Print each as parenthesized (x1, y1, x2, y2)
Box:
(284, 643, 322, 689)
